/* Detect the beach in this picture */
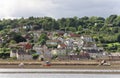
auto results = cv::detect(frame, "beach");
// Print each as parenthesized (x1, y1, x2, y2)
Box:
(0, 60, 119, 70)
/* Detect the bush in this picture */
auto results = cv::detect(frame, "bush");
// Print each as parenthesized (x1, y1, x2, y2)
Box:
(32, 54, 39, 60)
(11, 56, 17, 60)
(0, 52, 10, 59)
(29, 49, 36, 54)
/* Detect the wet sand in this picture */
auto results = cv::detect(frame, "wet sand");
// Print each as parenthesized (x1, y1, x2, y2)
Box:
(0, 60, 119, 70)
(0, 60, 120, 74)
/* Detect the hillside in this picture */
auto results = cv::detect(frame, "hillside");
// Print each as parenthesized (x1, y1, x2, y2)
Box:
(0, 15, 120, 52)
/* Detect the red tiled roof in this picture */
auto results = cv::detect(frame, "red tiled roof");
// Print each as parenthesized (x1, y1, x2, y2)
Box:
(18, 42, 32, 49)
(59, 43, 67, 48)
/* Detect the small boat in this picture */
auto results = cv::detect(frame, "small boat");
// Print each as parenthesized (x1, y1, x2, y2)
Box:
(99, 60, 111, 66)
(43, 61, 51, 66)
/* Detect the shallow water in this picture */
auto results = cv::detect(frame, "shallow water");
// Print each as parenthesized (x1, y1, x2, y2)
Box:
(0, 73, 120, 78)
(0, 69, 120, 78)
(0, 69, 120, 73)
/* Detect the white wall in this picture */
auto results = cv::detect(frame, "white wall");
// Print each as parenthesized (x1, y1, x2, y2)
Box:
(10, 51, 16, 57)
(16, 53, 32, 60)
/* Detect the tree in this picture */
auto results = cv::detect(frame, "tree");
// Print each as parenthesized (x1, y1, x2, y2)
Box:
(39, 39, 46, 45)
(38, 33, 49, 45)
(78, 25, 83, 31)
(7, 32, 26, 43)
(106, 15, 117, 24)
(114, 16, 120, 26)
(68, 27, 76, 32)
(117, 34, 120, 42)
(13, 34, 26, 43)
(39, 33, 48, 41)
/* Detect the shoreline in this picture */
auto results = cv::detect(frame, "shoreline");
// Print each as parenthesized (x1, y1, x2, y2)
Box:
(0, 61, 120, 74)
(0, 60, 119, 70)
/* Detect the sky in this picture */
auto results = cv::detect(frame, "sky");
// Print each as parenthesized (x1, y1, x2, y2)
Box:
(0, 0, 120, 19)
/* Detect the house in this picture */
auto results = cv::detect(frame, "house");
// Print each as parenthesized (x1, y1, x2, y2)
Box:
(51, 49, 66, 56)
(51, 49, 67, 60)
(46, 40, 61, 48)
(82, 47, 104, 59)
(57, 37, 64, 43)
(81, 35, 94, 42)
(10, 49, 17, 57)
(10, 49, 32, 60)
(69, 52, 90, 60)
(51, 48, 90, 60)
(64, 39, 73, 49)
(42, 45, 52, 60)
(73, 40, 83, 49)
(33, 45, 52, 61)
(57, 43, 67, 49)
(18, 42, 32, 49)
(56, 30, 65, 36)
(16, 49, 32, 60)
(33, 45, 43, 55)
(109, 52, 120, 61)
(81, 35, 96, 48)
(43, 50, 52, 61)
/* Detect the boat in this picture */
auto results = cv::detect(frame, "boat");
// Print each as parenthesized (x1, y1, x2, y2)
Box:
(43, 61, 51, 66)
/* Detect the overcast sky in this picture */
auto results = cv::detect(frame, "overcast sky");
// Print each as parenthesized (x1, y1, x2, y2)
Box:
(0, 0, 120, 19)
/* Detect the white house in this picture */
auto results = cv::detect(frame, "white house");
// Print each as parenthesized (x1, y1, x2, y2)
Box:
(16, 49, 32, 60)
(81, 35, 94, 42)
(10, 49, 32, 60)
(10, 50, 16, 57)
